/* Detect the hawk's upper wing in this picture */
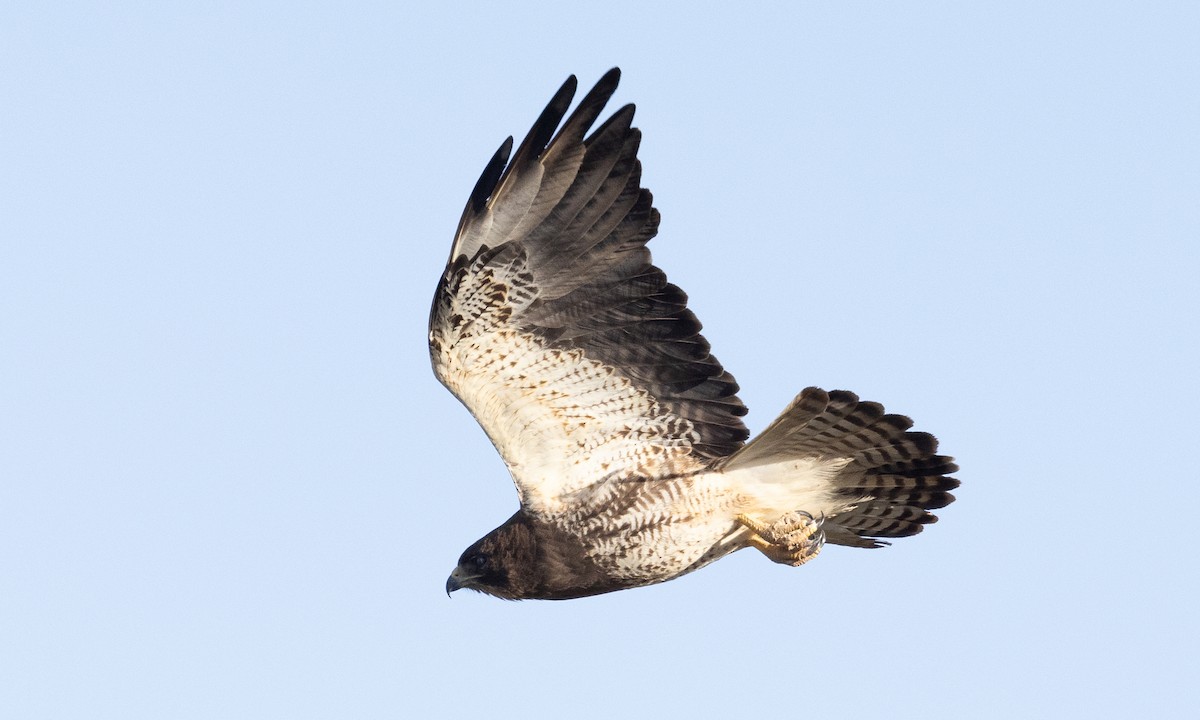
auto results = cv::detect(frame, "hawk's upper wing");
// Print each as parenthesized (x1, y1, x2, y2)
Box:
(429, 69, 748, 516)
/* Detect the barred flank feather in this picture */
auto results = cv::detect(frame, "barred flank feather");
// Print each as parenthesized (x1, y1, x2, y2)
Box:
(724, 387, 959, 549)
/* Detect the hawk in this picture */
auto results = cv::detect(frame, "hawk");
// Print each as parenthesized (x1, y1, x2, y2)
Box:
(431, 68, 958, 600)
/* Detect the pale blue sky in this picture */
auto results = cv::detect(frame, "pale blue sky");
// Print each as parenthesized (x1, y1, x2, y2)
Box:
(3, 2, 1198, 718)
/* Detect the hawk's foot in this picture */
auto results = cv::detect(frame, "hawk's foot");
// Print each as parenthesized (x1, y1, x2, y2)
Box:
(737, 511, 825, 567)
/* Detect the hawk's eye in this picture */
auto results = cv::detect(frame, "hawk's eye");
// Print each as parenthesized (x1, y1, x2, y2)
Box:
(472, 553, 489, 570)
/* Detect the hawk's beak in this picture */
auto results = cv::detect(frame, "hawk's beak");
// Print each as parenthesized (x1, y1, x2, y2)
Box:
(446, 566, 474, 596)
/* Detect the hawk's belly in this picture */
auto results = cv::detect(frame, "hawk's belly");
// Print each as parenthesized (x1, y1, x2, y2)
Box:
(563, 472, 749, 587)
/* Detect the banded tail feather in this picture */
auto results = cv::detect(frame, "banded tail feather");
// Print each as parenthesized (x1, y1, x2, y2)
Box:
(724, 387, 959, 550)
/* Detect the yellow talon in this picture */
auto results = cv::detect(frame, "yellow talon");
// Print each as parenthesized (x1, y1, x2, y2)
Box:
(736, 511, 825, 567)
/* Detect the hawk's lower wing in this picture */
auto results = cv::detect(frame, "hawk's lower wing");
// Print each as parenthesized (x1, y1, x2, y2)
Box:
(429, 70, 747, 516)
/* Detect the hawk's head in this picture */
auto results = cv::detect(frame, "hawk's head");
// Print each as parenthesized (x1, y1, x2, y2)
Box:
(445, 510, 615, 600)
(445, 515, 534, 600)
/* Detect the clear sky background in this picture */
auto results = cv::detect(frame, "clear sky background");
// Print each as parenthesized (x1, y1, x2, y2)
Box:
(3, 2, 1198, 718)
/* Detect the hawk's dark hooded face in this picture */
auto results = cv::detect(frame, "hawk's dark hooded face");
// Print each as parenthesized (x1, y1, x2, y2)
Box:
(445, 510, 615, 600)
(445, 518, 535, 600)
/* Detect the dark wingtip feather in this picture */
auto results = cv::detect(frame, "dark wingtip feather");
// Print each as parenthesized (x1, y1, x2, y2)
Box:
(453, 136, 513, 246)
(580, 67, 621, 114)
(546, 68, 626, 156)
(500, 74, 580, 186)
(586, 103, 637, 146)
(596, 66, 622, 97)
(453, 74, 580, 251)
(469, 137, 513, 212)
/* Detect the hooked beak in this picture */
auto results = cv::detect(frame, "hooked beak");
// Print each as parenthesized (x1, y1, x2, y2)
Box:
(445, 566, 477, 596)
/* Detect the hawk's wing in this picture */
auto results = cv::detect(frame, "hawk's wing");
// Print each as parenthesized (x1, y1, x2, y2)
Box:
(429, 69, 748, 516)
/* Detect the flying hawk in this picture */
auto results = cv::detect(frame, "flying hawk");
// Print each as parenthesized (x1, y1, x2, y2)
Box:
(431, 68, 958, 600)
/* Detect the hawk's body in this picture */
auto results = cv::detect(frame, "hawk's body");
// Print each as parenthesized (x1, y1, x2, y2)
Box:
(432, 69, 958, 600)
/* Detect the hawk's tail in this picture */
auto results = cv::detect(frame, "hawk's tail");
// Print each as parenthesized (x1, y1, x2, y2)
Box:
(720, 387, 959, 548)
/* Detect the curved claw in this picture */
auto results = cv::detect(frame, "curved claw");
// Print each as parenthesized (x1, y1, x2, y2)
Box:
(737, 511, 826, 567)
